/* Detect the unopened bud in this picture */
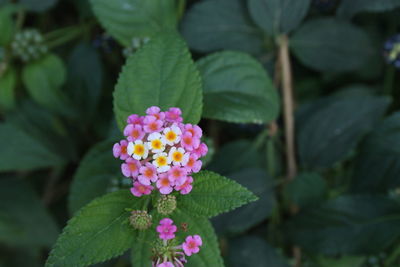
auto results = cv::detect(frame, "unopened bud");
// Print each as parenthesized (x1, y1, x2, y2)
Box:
(129, 210, 152, 230)
(156, 195, 177, 215)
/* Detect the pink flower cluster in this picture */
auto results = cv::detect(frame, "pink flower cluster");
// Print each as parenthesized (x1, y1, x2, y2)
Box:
(153, 218, 202, 267)
(113, 107, 208, 197)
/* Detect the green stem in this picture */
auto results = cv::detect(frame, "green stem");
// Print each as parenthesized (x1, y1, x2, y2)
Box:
(383, 65, 395, 96)
(177, 0, 186, 20)
(15, 7, 26, 31)
(44, 25, 89, 49)
(142, 197, 151, 211)
(266, 137, 276, 178)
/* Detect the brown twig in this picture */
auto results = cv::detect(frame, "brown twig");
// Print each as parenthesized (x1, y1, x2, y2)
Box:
(278, 35, 297, 181)
(278, 35, 300, 267)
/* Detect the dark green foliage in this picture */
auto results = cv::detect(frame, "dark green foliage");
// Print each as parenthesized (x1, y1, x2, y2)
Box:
(352, 112, 400, 193)
(181, 0, 265, 55)
(297, 91, 390, 169)
(287, 195, 400, 255)
(2, 0, 400, 266)
(0, 178, 59, 247)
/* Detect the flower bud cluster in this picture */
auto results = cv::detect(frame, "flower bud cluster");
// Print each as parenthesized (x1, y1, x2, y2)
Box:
(11, 29, 48, 62)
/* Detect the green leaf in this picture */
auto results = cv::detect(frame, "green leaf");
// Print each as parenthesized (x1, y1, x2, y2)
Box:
(114, 32, 202, 130)
(352, 112, 400, 193)
(297, 92, 390, 169)
(0, 177, 59, 247)
(248, 0, 311, 36)
(0, 5, 14, 45)
(284, 173, 327, 208)
(68, 141, 121, 214)
(0, 123, 64, 171)
(0, 67, 16, 111)
(46, 190, 143, 267)
(227, 236, 289, 267)
(5, 101, 77, 162)
(212, 168, 275, 235)
(337, 0, 400, 18)
(181, 0, 265, 55)
(291, 18, 375, 72)
(172, 209, 224, 267)
(178, 170, 258, 218)
(287, 195, 400, 255)
(90, 0, 177, 46)
(19, 0, 58, 12)
(66, 42, 103, 121)
(207, 140, 263, 175)
(22, 53, 71, 115)
(197, 51, 279, 123)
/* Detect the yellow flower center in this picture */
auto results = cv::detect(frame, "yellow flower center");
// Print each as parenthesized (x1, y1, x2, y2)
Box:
(156, 156, 167, 166)
(151, 139, 162, 150)
(134, 144, 145, 156)
(172, 151, 183, 162)
(166, 131, 177, 142)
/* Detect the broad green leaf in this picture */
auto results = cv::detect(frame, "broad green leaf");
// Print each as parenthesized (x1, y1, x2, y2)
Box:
(181, 0, 265, 55)
(0, 123, 64, 171)
(173, 209, 224, 267)
(207, 140, 262, 175)
(291, 18, 375, 72)
(197, 51, 279, 123)
(0, 177, 59, 247)
(19, 0, 58, 12)
(212, 168, 275, 235)
(178, 170, 258, 218)
(297, 92, 390, 169)
(227, 236, 289, 267)
(352, 112, 400, 193)
(248, 0, 311, 36)
(0, 5, 14, 45)
(114, 32, 202, 130)
(5, 101, 77, 162)
(68, 141, 121, 214)
(0, 67, 16, 111)
(337, 0, 400, 18)
(287, 195, 400, 255)
(66, 42, 103, 122)
(22, 53, 71, 115)
(90, 0, 177, 46)
(46, 190, 143, 267)
(284, 173, 327, 208)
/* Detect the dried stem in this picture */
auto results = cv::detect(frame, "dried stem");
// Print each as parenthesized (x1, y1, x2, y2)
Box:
(278, 35, 297, 181)
(278, 35, 300, 267)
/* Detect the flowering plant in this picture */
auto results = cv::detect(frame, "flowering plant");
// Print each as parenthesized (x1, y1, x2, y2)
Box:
(113, 106, 207, 197)
(45, 33, 258, 267)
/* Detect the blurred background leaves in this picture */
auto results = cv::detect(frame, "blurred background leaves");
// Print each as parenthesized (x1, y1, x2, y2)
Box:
(1, 0, 400, 266)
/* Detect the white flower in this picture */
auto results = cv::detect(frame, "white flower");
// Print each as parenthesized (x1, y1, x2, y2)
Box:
(128, 140, 148, 160)
(168, 147, 189, 166)
(152, 152, 170, 173)
(146, 132, 166, 153)
(163, 124, 182, 146)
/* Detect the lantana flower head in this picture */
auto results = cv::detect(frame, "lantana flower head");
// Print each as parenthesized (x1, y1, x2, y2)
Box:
(152, 218, 202, 267)
(112, 106, 208, 197)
